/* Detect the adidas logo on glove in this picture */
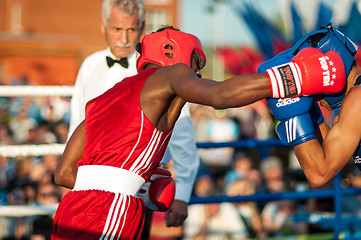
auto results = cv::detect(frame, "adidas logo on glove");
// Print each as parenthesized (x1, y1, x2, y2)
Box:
(276, 97, 301, 107)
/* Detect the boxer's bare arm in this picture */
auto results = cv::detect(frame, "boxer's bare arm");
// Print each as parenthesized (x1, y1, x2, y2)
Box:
(295, 86, 361, 188)
(140, 63, 271, 131)
(167, 64, 271, 109)
(54, 121, 85, 189)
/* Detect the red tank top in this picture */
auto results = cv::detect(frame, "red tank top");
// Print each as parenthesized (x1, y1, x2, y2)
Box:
(78, 68, 173, 180)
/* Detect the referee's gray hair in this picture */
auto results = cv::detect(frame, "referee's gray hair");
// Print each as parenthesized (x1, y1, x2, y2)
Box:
(102, 0, 145, 28)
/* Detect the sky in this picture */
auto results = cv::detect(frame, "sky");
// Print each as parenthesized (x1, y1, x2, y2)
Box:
(180, 0, 263, 46)
(178, 0, 355, 48)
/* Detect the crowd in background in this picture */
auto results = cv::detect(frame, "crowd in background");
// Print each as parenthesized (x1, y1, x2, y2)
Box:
(0, 93, 358, 240)
(0, 92, 70, 240)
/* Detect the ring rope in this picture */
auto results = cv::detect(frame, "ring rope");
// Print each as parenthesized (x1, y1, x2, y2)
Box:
(0, 85, 72, 157)
(0, 144, 65, 157)
(0, 204, 58, 217)
(0, 85, 74, 97)
(0, 139, 284, 157)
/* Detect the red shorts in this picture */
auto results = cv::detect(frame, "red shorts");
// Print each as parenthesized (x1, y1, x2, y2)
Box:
(51, 190, 145, 240)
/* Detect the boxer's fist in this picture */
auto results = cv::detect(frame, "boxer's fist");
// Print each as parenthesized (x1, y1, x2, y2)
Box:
(267, 96, 316, 146)
(136, 167, 175, 211)
(149, 177, 175, 211)
(266, 48, 346, 98)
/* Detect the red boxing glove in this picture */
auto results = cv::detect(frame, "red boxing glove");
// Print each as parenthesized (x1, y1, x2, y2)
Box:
(267, 48, 346, 98)
(136, 167, 175, 212)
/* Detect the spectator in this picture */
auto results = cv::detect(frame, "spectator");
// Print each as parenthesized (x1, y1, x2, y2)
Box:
(259, 155, 287, 193)
(6, 157, 38, 205)
(340, 165, 361, 238)
(39, 97, 70, 127)
(224, 152, 254, 187)
(192, 169, 216, 198)
(190, 105, 213, 143)
(23, 128, 38, 145)
(3, 178, 35, 240)
(9, 107, 37, 144)
(257, 155, 299, 236)
(183, 188, 249, 240)
(226, 178, 266, 239)
(31, 155, 59, 186)
(0, 156, 14, 191)
(4, 187, 32, 240)
(32, 123, 57, 145)
(260, 179, 296, 237)
(22, 180, 38, 206)
(342, 165, 361, 215)
(198, 109, 239, 168)
(0, 123, 16, 145)
(7, 157, 34, 192)
(31, 182, 61, 240)
(228, 100, 273, 140)
(53, 121, 69, 144)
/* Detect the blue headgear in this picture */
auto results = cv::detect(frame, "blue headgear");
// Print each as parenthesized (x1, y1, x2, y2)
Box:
(286, 23, 358, 109)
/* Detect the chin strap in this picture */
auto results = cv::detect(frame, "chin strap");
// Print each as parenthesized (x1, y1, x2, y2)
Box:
(356, 75, 361, 86)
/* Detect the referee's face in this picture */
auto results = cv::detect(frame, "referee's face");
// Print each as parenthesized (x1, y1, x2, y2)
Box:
(102, 7, 144, 59)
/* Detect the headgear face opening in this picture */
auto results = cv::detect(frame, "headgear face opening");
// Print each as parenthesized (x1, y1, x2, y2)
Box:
(292, 23, 358, 109)
(136, 28, 206, 72)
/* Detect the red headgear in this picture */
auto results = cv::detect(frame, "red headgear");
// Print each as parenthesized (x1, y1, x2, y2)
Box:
(136, 28, 206, 72)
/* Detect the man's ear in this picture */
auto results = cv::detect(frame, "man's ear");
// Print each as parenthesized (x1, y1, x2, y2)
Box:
(101, 18, 106, 35)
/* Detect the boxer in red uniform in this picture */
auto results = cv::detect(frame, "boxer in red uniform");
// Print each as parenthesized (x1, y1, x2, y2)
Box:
(51, 26, 347, 240)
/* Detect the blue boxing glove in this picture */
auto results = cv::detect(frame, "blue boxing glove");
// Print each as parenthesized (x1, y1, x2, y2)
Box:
(268, 97, 316, 146)
(259, 52, 319, 146)
(310, 101, 324, 127)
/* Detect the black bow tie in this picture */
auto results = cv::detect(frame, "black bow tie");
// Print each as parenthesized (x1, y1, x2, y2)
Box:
(106, 56, 129, 68)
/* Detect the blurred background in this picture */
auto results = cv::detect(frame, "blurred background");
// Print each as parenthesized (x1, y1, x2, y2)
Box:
(1, 0, 361, 86)
(1, 0, 361, 239)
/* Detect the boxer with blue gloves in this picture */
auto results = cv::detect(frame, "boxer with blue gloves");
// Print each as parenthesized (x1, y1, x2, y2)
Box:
(258, 51, 325, 147)
(262, 23, 361, 189)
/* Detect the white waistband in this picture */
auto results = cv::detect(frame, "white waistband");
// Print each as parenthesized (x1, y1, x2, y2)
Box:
(73, 165, 145, 196)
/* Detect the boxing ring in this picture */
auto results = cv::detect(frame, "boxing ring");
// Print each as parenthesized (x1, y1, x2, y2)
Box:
(0, 85, 361, 239)
(194, 139, 361, 239)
